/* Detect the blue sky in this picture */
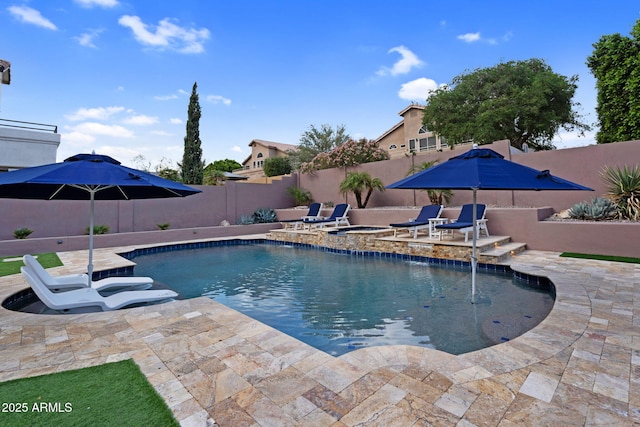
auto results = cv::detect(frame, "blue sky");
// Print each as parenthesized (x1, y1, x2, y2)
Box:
(1, 1, 639, 168)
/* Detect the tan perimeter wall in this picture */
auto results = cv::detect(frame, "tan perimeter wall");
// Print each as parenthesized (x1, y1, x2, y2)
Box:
(0, 176, 296, 241)
(299, 139, 640, 212)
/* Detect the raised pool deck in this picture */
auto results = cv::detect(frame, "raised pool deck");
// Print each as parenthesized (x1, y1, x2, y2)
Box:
(0, 234, 639, 426)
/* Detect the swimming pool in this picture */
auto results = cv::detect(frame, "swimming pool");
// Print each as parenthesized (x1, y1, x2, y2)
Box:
(132, 243, 554, 356)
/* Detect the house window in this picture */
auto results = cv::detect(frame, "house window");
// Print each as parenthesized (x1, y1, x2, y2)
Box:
(409, 139, 416, 152)
(419, 138, 429, 150)
(389, 144, 397, 150)
(257, 153, 263, 158)
(418, 126, 428, 134)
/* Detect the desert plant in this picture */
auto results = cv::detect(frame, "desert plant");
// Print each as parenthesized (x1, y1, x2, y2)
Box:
(85, 225, 110, 235)
(286, 186, 313, 205)
(237, 215, 255, 225)
(601, 165, 640, 220)
(157, 223, 170, 230)
(13, 227, 33, 239)
(568, 197, 618, 221)
(252, 208, 277, 223)
(339, 171, 385, 209)
(324, 201, 334, 208)
(407, 160, 454, 206)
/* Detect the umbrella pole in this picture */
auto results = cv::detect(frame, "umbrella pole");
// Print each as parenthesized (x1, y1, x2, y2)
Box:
(471, 189, 478, 304)
(87, 190, 95, 287)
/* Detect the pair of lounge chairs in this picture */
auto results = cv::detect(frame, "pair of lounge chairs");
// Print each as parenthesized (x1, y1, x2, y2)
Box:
(279, 203, 351, 229)
(21, 254, 177, 311)
(390, 204, 489, 241)
(279, 202, 324, 229)
(390, 205, 444, 239)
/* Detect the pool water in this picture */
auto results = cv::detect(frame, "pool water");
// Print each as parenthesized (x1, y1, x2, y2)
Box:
(132, 244, 554, 356)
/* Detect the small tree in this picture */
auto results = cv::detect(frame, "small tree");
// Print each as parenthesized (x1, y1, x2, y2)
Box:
(263, 157, 292, 177)
(208, 159, 242, 172)
(339, 171, 385, 209)
(182, 82, 204, 184)
(287, 124, 351, 170)
(587, 19, 640, 144)
(423, 58, 590, 150)
(300, 138, 389, 173)
(407, 161, 454, 206)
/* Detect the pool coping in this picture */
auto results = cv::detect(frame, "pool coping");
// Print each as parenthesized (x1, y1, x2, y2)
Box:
(0, 234, 637, 425)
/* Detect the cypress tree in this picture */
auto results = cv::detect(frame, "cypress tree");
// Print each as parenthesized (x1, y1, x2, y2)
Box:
(182, 82, 203, 184)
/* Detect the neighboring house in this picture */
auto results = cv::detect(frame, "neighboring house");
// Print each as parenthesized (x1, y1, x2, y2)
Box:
(0, 60, 60, 172)
(237, 139, 297, 179)
(376, 104, 472, 158)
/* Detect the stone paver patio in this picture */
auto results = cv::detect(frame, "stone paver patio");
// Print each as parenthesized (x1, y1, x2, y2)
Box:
(0, 236, 639, 426)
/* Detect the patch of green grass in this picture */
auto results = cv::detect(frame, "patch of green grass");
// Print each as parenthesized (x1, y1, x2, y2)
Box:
(560, 252, 640, 264)
(0, 359, 178, 427)
(0, 253, 62, 277)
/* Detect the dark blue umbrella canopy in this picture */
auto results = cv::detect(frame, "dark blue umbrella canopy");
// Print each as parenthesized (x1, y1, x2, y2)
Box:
(387, 147, 592, 303)
(0, 153, 201, 284)
(387, 148, 593, 191)
(0, 153, 200, 199)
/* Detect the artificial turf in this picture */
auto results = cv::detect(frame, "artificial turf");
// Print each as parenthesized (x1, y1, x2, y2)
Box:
(560, 252, 640, 264)
(0, 253, 62, 277)
(0, 359, 179, 427)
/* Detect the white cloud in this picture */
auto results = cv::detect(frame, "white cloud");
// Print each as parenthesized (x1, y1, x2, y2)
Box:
(457, 32, 481, 43)
(398, 78, 440, 101)
(61, 130, 96, 145)
(151, 130, 173, 136)
(66, 106, 125, 121)
(231, 146, 243, 153)
(70, 122, 134, 138)
(75, 29, 104, 48)
(74, 0, 119, 7)
(377, 45, 423, 77)
(169, 118, 182, 124)
(206, 95, 231, 105)
(7, 6, 57, 30)
(154, 94, 178, 101)
(118, 15, 210, 54)
(122, 114, 159, 125)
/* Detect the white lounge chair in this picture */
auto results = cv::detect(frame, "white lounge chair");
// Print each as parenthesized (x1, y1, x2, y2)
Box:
(304, 203, 350, 229)
(23, 254, 153, 292)
(436, 204, 489, 242)
(21, 267, 177, 311)
(390, 205, 444, 239)
(279, 202, 323, 230)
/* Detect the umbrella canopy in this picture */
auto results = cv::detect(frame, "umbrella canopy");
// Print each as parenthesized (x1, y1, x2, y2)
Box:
(387, 148, 594, 191)
(387, 147, 593, 302)
(0, 153, 201, 283)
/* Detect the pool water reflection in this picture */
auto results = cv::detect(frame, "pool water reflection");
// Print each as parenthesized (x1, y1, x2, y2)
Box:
(132, 244, 554, 356)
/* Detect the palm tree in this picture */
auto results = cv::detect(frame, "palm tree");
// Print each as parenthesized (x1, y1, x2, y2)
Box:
(407, 161, 454, 206)
(339, 171, 385, 208)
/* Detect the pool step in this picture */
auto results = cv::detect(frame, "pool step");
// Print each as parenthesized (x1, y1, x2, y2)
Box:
(479, 242, 527, 264)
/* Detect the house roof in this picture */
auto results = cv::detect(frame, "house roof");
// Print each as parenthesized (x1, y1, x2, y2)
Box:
(376, 104, 426, 142)
(249, 139, 297, 152)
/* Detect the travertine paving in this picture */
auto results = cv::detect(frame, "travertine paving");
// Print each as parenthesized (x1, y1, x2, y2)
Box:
(0, 237, 639, 426)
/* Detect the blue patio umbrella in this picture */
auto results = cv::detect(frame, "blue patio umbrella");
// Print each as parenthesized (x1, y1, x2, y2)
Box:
(0, 153, 201, 284)
(387, 146, 593, 302)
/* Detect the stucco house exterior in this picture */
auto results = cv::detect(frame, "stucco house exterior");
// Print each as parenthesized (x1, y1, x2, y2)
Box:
(236, 139, 297, 180)
(376, 104, 472, 158)
(0, 60, 60, 172)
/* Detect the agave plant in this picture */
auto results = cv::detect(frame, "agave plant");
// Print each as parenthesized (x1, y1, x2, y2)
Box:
(252, 208, 277, 223)
(568, 197, 618, 221)
(601, 165, 640, 220)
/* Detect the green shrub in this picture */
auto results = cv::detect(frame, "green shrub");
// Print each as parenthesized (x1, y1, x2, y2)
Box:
(157, 223, 170, 230)
(252, 208, 277, 223)
(13, 227, 33, 239)
(263, 157, 292, 177)
(85, 225, 110, 235)
(286, 186, 313, 205)
(568, 197, 618, 221)
(601, 165, 640, 220)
